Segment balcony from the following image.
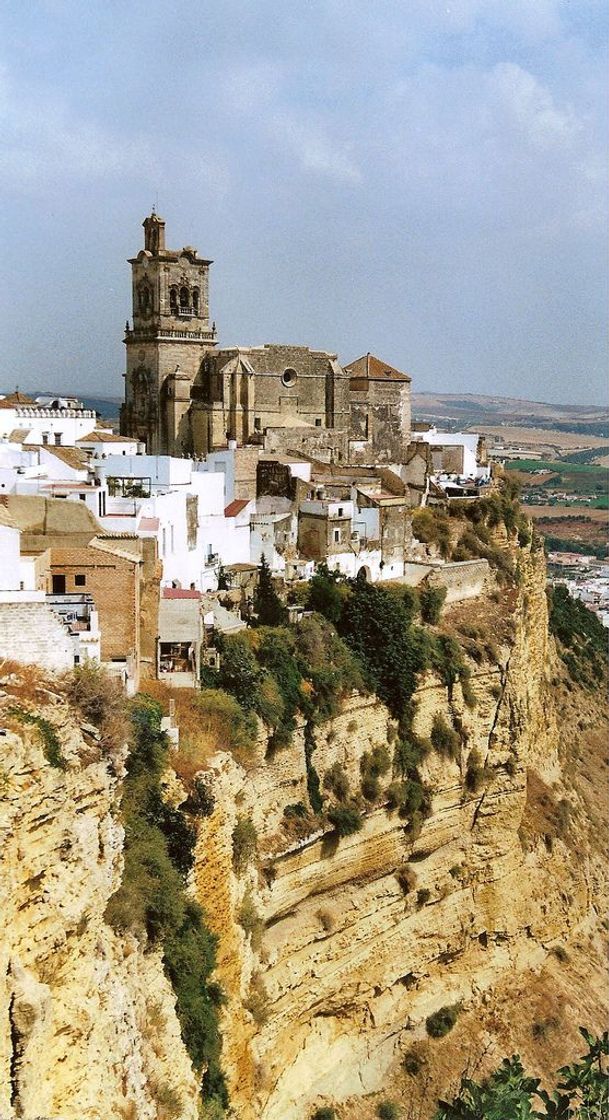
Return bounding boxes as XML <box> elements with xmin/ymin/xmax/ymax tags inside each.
<box><xmin>177</xmin><ymin>306</ymin><xmax>196</xmax><ymax>318</ymax></box>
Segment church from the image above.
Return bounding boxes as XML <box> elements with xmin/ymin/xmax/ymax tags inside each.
<box><xmin>121</xmin><ymin>213</ymin><xmax>412</xmax><ymax>464</ymax></box>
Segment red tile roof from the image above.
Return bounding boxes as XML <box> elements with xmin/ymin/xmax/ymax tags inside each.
<box><xmin>345</xmin><ymin>353</ymin><xmax>411</xmax><ymax>383</ymax></box>
<box><xmin>224</xmin><ymin>499</ymin><xmax>250</xmax><ymax>517</ymax></box>
<box><xmin>0</xmin><ymin>391</ymin><xmax>36</xmax><ymax>408</ymax></box>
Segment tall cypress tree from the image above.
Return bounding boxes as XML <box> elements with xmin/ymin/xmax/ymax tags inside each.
<box><xmin>253</xmin><ymin>555</ymin><xmax>287</xmax><ymax>627</ymax></box>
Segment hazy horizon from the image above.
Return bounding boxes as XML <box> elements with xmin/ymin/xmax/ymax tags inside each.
<box><xmin>1</xmin><ymin>1</ymin><xmax>607</xmax><ymax>407</ymax></box>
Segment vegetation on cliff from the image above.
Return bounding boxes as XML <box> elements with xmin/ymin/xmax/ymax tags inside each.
<box><xmin>433</xmin><ymin>1029</ymin><xmax>608</xmax><ymax>1119</ymax></box>
<box><xmin>548</xmin><ymin>583</ymin><xmax>607</xmax><ymax>688</ymax></box>
<box><xmin>105</xmin><ymin>693</ymin><xmax>227</xmax><ymax>1112</ymax></box>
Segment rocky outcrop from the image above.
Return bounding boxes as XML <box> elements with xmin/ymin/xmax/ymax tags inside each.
<box><xmin>191</xmin><ymin>546</ymin><xmax>607</xmax><ymax>1119</ymax></box>
<box><xmin>0</xmin><ymin>683</ymin><xmax>200</xmax><ymax>1120</ymax></box>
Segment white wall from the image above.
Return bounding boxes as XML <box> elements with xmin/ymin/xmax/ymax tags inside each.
<box><xmin>0</xmin><ymin>407</ymin><xmax>99</xmax><ymax>444</ymax></box>
<box><xmin>0</xmin><ymin>525</ymin><xmax>21</xmax><ymax>590</ymax></box>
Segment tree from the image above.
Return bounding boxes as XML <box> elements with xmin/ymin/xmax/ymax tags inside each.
<box><xmin>433</xmin><ymin>1029</ymin><xmax>608</xmax><ymax>1120</ymax></box>
<box><xmin>306</xmin><ymin>563</ymin><xmax>344</xmax><ymax>625</ymax></box>
<box><xmin>253</xmin><ymin>555</ymin><xmax>287</xmax><ymax>627</ymax></box>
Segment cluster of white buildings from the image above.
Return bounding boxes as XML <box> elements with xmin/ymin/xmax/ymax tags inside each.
<box><xmin>0</xmin><ymin>392</ymin><xmax>494</xmax><ymax>596</ymax></box>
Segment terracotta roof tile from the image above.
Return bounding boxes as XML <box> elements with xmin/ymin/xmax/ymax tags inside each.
<box><xmin>345</xmin><ymin>353</ymin><xmax>411</xmax><ymax>383</ymax></box>
<box><xmin>224</xmin><ymin>499</ymin><xmax>250</xmax><ymax>517</ymax></box>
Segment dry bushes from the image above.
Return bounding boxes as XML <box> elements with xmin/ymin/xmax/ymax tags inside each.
<box><xmin>143</xmin><ymin>681</ymin><xmax>257</xmax><ymax>785</ymax></box>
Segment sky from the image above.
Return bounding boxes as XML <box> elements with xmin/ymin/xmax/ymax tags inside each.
<box><xmin>1</xmin><ymin>0</ymin><xmax>607</xmax><ymax>406</ymax></box>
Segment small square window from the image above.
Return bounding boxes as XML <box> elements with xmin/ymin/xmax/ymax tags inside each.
<box><xmin>338</xmin><ymin>507</ymin><xmax>343</xmax><ymax>516</ymax></box>
<box><xmin>75</xmin><ymin>574</ymin><xmax>86</xmax><ymax>587</ymax></box>
<box><xmin>54</xmin><ymin>433</ymin><xmax>62</xmax><ymax>446</ymax></box>
<box><xmin>315</xmin><ymin>418</ymin><xmax>322</xmax><ymax>427</ymax></box>
<box><xmin>333</xmin><ymin>529</ymin><xmax>341</xmax><ymax>543</ymax></box>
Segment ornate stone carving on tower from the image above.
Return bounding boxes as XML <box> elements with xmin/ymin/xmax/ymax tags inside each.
<box><xmin>120</xmin><ymin>212</ymin><xmax>217</xmax><ymax>455</ymax></box>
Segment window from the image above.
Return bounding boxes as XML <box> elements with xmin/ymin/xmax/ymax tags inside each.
<box><xmin>192</xmin><ymin>287</ymin><xmax>199</xmax><ymax>312</ymax></box>
<box><xmin>42</xmin><ymin>432</ymin><xmax>49</xmax><ymax>445</ymax></box>
<box><xmin>281</xmin><ymin>367</ymin><xmax>297</xmax><ymax>387</ymax></box>
<box><xmin>169</xmin><ymin>287</ymin><xmax>178</xmax><ymax>310</ymax></box>
<box><xmin>254</xmin><ymin>417</ymin><xmax>261</xmax><ymax>431</ymax></box>
<box><xmin>54</xmin><ymin>433</ymin><xmax>62</xmax><ymax>446</ymax></box>
<box><xmin>75</xmin><ymin>574</ymin><xmax>86</xmax><ymax>587</ymax></box>
<box><xmin>79</xmin><ymin>494</ymin><xmax>86</xmax><ymax>501</ymax></box>
<box><xmin>315</xmin><ymin>418</ymin><xmax>322</xmax><ymax>427</ymax></box>
<box><xmin>338</xmin><ymin>507</ymin><xmax>343</xmax><ymax>516</ymax></box>
<box><xmin>179</xmin><ymin>286</ymin><xmax>189</xmax><ymax>308</ymax></box>
<box><xmin>333</xmin><ymin>529</ymin><xmax>341</xmax><ymax>543</ymax></box>
<box><xmin>52</xmin><ymin>574</ymin><xmax>66</xmax><ymax>594</ymax></box>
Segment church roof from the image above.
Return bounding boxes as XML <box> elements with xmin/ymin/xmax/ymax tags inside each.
<box><xmin>345</xmin><ymin>353</ymin><xmax>412</xmax><ymax>384</ymax></box>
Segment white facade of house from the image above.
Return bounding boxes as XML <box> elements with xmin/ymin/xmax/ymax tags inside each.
<box><xmin>96</xmin><ymin>454</ymin><xmax>252</xmax><ymax>591</ymax></box>
<box><xmin>413</xmin><ymin>428</ymin><xmax>490</xmax><ymax>480</ymax></box>
<box><xmin>0</xmin><ymin>404</ymin><xmax>102</xmax><ymax>445</ymax></box>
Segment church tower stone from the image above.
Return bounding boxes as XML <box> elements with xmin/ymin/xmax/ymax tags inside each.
<box><xmin>120</xmin><ymin>212</ymin><xmax>217</xmax><ymax>454</ymax></box>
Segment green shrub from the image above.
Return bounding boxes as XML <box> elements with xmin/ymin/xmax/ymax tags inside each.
<box><xmin>548</xmin><ymin>584</ymin><xmax>608</xmax><ymax>687</ymax></box>
<box><xmin>216</xmin><ymin>634</ymin><xmax>262</xmax><ymax>710</ymax></box>
<box><xmin>305</xmin><ymin>722</ymin><xmax>323</xmax><ymax>814</ymax></box>
<box><xmin>183</xmin><ymin>775</ymin><xmax>215</xmax><ymax>817</ymax></box>
<box><xmin>402</xmin><ymin>586</ymin><xmax>421</xmax><ymax>620</ymax></box>
<box><xmin>253</xmin><ymin>555</ymin><xmax>288</xmax><ymax>626</ymax></box>
<box><xmin>416</xmin><ymin>888</ymin><xmax>431</xmax><ymax>906</ymax></box>
<box><xmin>394</xmin><ymin>736</ymin><xmax>429</xmax><ymax>777</ymax></box>
<box><xmin>431</xmin><ymin>714</ymin><xmax>460</xmax><ymax>760</ymax></box>
<box><xmin>461</xmin><ymin>677</ymin><xmax>477</xmax><ymax>709</ymax></box>
<box><xmin>412</xmin><ymin>507</ymin><xmax>451</xmax><ymax>558</ymax></box>
<box><xmin>327</xmin><ymin>805</ymin><xmax>363</xmax><ymax>837</ymax></box>
<box><xmin>232</xmin><ymin>817</ymin><xmax>258</xmax><ymax>875</ymax></box>
<box><xmin>7</xmin><ymin>706</ymin><xmax>65</xmax><ymax>769</ymax></box>
<box><xmin>338</xmin><ymin>579</ymin><xmax>434</xmax><ymax>720</ymax></box>
<box><xmin>403</xmin><ymin>1046</ymin><xmax>425</xmax><ymax>1075</ymax></box>
<box><xmin>378</xmin><ymin>1101</ymin><xmax>399</xmax><ymax>1120</ymax></box>
<box><xmin>105</xmin><ymin>698</ymin><xmax>226</xmax><ymax>1107</ymax></box>
<box><xmin>420</xmin><ymin>585</ymin><xmax>447</xmax><ymax>624</ymax></box>
<box><xmin>465</xmin><ymin>748</ymin><xmax>485</xmax><ymax>793</ymax></box>
<box><xmin>323</xmin><ymin>762</ymin><xmax>350</xmax><ymax>802</ymax></box>
<box><xmin>432</xmin><ymin>1030</ymin><xmax>609</xmax><ymax>1119</ymax></box>
<box><xmin>306</xmin><ymin>563</ymin><xmax>344</xmax><ymax>625</ymax></box>
<box><xmin>238</xmin><ymin>891</ymin><xmax>264</xmax><ymax>950</ymax></box>
<box><xmin>311</xmin><ymin>1109</ymin><xmax>336</xmax><ymax>1120</ymax></box>
<box><xmin>397</xmin><ymin>866</ymin><xmax>416</xmax><ymax>894</ymax></box>
<box><xmin>244</xmin><ymin>972</ymin><xmax>270</xmax><ymax>1025</ymax></box>
<box><xmin>284</xmin><ymin>801</ymin><xmax>308</xmax><ymax>818</ymax></box>
<box><xmin>361</xmin><ymin>773</ymin><xmax>381</xmax><ymax>801</ymax></box>
<box><xmin>426</xmin><ymin>1004</ymin><xmax>460</xmax><ymax>1038</ymax></box>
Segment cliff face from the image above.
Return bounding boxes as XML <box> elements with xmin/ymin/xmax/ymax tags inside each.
<box><xmin>0</xmin><ymin>543</ymin><xmax>605</xmax><ymax>1120</ymax></box>
<box><xmin>0</xmin><ymin>679</ymin><xmax>200</xmax><ymax>1120</ymax></box>
<box><xmin>191</xmin><ymin>547</ymin><xmax>607</xmax><ymax>1119</ymax></box>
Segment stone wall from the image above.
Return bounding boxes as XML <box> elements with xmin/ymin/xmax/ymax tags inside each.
<box><xmin>0</xmin><ymin>602</ymin><xmax>74</xmax><ymax>672</ymax></box>
<box><xmin>399</xmin><ymin>558</ymin><xmax>491</xmax><ymax>601</ymax></box>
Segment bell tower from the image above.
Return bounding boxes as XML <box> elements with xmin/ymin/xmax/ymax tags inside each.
<box><xmin>120</xmin><ymin>212</ymin><xmax>217</xmax><ymax>455</ymax></box>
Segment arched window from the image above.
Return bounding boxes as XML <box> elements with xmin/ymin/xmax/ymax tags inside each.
<box><xmin>179</xmin><ymin>286</ymin><xmax>189</xmax><ymax>308</ymax></box>
<box><xmin>169</xmin><ymin>287</ymin><xmax>178</xmax><ymax>310</ymax></box>
<box><xmin>192</xmin><ymin>287</ymin><xmax>199</xmax><ymax>312</ymax></box>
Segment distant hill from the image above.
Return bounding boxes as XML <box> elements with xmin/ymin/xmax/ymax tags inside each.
<box><xmin>412</xmin><ymin>392</ymin><xmax>609</xmax><ymax>437</ymax></box>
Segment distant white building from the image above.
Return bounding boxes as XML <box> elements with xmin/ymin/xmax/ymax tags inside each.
<box><xmin>0</xmin><ymin>391</ymin><xmax>102</xmax><ymax>447</ymax></box>
<box><xmin>413</xmin><ymin>426</ymin><xmax>490</xmax><ymax>481</ymax></box>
